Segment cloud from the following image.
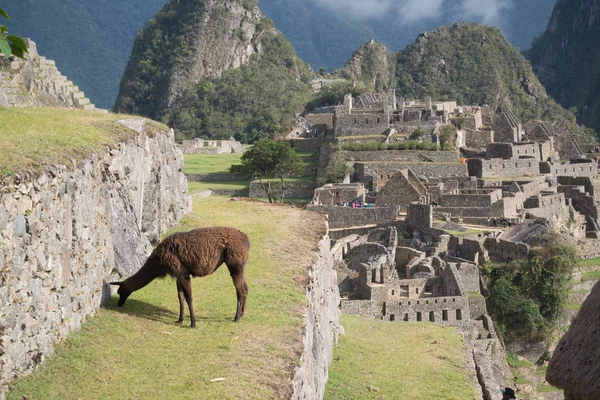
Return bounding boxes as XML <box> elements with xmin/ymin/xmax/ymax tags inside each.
<box><xmin>308</xmin><ymin>0</ymin><xmax>514</xmax><ymax>26</ymax></box>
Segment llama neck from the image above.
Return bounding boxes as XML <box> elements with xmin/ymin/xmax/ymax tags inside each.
<box><xmin>124</xmin><ymin>258</ymin><xmax>163</xmax><ymax>292</ymax></box>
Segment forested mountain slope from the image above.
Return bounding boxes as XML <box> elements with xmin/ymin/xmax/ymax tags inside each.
<box><xmin>115</xmin><ymin>0</ymin><xmax>312</xmax><ymax>143</ymax></box>
<box><xmin>528</xmin><ymin>0</ymin><xmax>600</xmax><ymax>133</ymax></box>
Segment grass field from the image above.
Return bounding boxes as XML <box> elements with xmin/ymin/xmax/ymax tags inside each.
<box><xmin>578</xmin><ymin>257</ymin><xmax>600</xmax><ymax>268</ymax></box>
<box><xmin>324</xmin><ymin>315</ymin><xmax>480</xmax><ymax>400</ymax></box>
<box><xmin>0</xmin><ymin>107</ymin><xmax>157</xmax><ymax>175</ymax></box>
<box><xmin>582</xmin><ymin>271</ymin><xmax>600</xmax><ymax>281</ymax></box>
<box><xmin>183</xmin><ymin>153</ymin><xmax>244</xmax><ymax>175</ymax></box>
<box><xmin>8</xmin><ymin>197</ymin><xmax>326</xmax><ymax>400</ymax></box>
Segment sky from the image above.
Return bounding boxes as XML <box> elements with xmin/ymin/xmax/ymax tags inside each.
<box><xmin>309</xmin><ymin>0</ymin><xmax>514</xmax><ymax>26</ymax></box>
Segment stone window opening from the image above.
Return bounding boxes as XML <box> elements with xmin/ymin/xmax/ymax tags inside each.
<box><xmin>442</xmin><ymin>310</ymin><xmax>448</xmax><ymax>321</ymax></box>
<box><xmin>429</xmin><ymin>311</ymin><xmax>435</xmax><ymax>322</ymax></box>
<box><xmin>452</xmin><ymin>298</ymin><xmax>456</xmax><ymax>302</ymax></box>
<box><xmin>366</xmin><ymin>118</ymin><xmax>369</xmax><ymax>124</ymax></box>
<box><xmin>502</xmin><ymin>164</ymin><xmax>506</xmax><ymax>168</ymax></box>
<box><xmin>416</xmin><ymin>312</ymin><xmax>422</xmax><ymax>321</ymax></box>
<box><xmin>426</xmin><ymin>300</ymin><xmax>429</xmax><ymax>304</ymax></box>
<box><xmin>401</xmin><ymin>285</ymin><xmax>409</xmax><ymax>297</ymax></box>
<box><xmin>382</xmin><ymin>302</ymin><xmax>386</xmax><ymax>316</ymax></box>
<box><xmin>417</xmin><ymin>301</ymin><xmax>420</xmax><ymax>305</ymax></box>
<box><xmin>408</xmin><ymin>301</ymin><xmax>411</xmax><ymax>305</ymax></box>
<box><xmin>353</xmin><ymin>118</ymin><xmax>357</xmax><ymax>124</ymax></box>
<box><xmin>390</xmin><ymin>314</ymin><xmax>395</xmax><ymax>321</ymax></box>
<box><xmin>456</xmin><ymin>309</ymin><xmax>462</xmax><ymax>320</ymax></box>
<box><xmin>404</xmin><ymin>313</ymin><xmax>409</xmax><ymax>321</ymax></box>
<box><xmin>444</xmin><ymin>299</ymin><xmax>447</xmax><ymax>303</ymax></box>
<box><xmin>377</xmin><ymin>117</ymin><xmax>381</xmax><ymax>123</ymax></box>
<box><xmin>416</xmin><ymin>288</ymin><xmax>419</xmax><ymax>294</ymax></box>
<box><xmin>391</xmin><ymin>289</ymin><xmax>395</xmax><ymax>296</ymax></box>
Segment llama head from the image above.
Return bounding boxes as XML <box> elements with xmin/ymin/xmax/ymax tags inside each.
<box><xmin>109</xmin><ymin>281</ymin><xmax>132</xmax><ymax>306</ymax></box>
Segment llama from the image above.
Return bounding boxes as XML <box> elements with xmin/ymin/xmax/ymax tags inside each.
<box><xmin>110</xmin><ymin>227</ymin><xmax>250</xmax><ymax>327</ymax></box>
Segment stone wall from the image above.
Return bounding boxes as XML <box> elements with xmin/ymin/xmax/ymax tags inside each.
<box><xmin>185</xmin><ymin>173</ymin><xmax>247</xmax><ymax>182</ymax></box>
<box><xmin>0</xmin><ymin>120</ymin><xmax>191</xmax><ymax>393</ymax></box>
<box><xmin>306</xmin><ymin>205</ymin><xmax>398</xmax><ymax>229</ymax></box>
<box><xmin>344</xmin><ymin>150</ymin><xmax>459</xmax><ymax>163</ymax></box>
<box><xmin>464</xmin><ymin>129</ymin><xmax>493</xmax><ymax>148</ymax></box>
<box><xmin>291</xmin><ymin>228</ymin><xmax>341</xmax><ymax>400</ymax></box>
<box><xmin>249</xmin><ymin>180</ymin><xmax>315</xmax><ymax>199</ymax></box>
<box><xmin>484</xmin><ymin>238</ymin><xmax>529</xmax><ymax>261</ymax></box>
<box><xmin>179</xmin><ymin>138</ymin><xmax>244</xmax><ymax>155</ymax></box>
<box><xmin>355</xmin><ymin>162</ymin><xmax>468</xmax><ymax>184</ymax></box>
<box><xmin>467</xmin><ymin>158</ymin><xmax>540</xmax><ymax>179</ymax></box>
<box><xmin>552</xmin><ymin>162</ymin><xmax>597</xmax><ymax>177</ymax></box>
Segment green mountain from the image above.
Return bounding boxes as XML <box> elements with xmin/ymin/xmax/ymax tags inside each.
<box><xmin>115</xmin><ymin>0</ymin><xmax>312</xmax><ymax>143</ymax></box>
<box><xmin>4</xmin><ymin>0</ymin><xmax>556</xmax><ymax>109</ymax></box>
<box><xmin>393</xmin><ymin>23</ymin><xmax>570</xmax><ymax>123</ymax></box>
<box><xmin>528</xmin><ymin>0</ymin><xmax>600</xmax><ymax>133</ymax></box>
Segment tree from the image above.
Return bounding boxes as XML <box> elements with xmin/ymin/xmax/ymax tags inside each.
<box><xmin>233</xmin><ymin>139</ymin><xmax>303</xmax><ymax>203</ymax></box>
<box><xmin>0</xmin><ymin>8</ymin><xmax>28</xmax><ymax>59</ymax></box>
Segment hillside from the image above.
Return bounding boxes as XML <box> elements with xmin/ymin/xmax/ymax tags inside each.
<box><xmin>395</xmin><ymin>23</ymin><xmax>571</xmax><ymax>124</ymax></box>
<box><xmin>114</xmin><ymin>0</ymin><xmax>312</xmax><ymax>143</ymax></box>
<box><xmin>528</xmin><ymin>0</ymin><xmax>600</xmax><ymax>133</ymax></box>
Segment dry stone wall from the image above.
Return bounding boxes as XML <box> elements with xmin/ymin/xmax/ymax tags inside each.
<box><xmin>291</xmin><ymin>227</ymin><xmax>341</xmax><ymax>400</ymax></box>
<box><xmin>0</xmin><ymin>120</ymin><xmax>191</xmax><ymax>394</ymax></box>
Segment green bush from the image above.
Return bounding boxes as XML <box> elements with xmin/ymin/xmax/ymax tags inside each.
<box><xmin>486</xmin><ymin>243</ymin><xmax>579</xmax><ymax>342</ymax></box>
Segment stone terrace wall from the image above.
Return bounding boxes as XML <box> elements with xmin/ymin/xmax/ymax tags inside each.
<box><xmin>344</xmin><ymin>151</ymin><xmax>459</xmax><ymax>163</ymax></box>
<box><xmin>306</xmin><ymin>205</ymin><xmax>398</xmax><ymax>229</ymax></box>
<box><xmin>464</xmin><ymin>129</ymin><xmax>493</xmax><ymax>148</ymax></box>
<box><xmin>467</xmin><ymin>158</ymin><xmax>540</xmax><ymax>178</ymax></box>
<box><xmin>291</xmin><ymin>227</ymin><xmax>341</xmax><ymax>400</ymax></box>
<box><xmin>249</xmin><ymin>181</ymin><xmax>315</xmax><ymax>199</ymax></box>
<box><xmin>0</xmin><ymin>120</ymin><xmax>191</xmax><ymax>394</ymax></box>
<box><xmin>356</xmin><ymin>162</ymin><xmax>468</xmax><ymax>182</ymax></box>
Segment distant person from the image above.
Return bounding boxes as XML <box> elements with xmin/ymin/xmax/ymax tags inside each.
<box><xmin>501</xmin><ymin>387</ymin><xmax>516</xmax><ymax>399</ymax></box>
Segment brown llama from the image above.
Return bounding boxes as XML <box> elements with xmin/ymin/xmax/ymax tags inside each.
<box><xmin>110</xmin><ymin>227</ymin><xmax>250</xmax><ymax>327</ymax></box>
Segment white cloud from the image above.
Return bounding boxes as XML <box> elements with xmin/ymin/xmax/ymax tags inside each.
<box><xmin>308</xmin><ymin>0</ymin><xmax>514</xmax><ymax>26</ymax></box>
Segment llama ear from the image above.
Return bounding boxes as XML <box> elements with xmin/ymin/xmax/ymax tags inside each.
<box><xmin>109</xmin><ymin>281</ymin><xmax>122</xmax><ymax>286</ymax></box>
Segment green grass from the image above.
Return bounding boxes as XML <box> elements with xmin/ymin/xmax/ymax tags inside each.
<box><xmin>536</xmin><ymin>366</ymin><xmax>548</xmax><ymax>378</ymax></box>
<box><xmin>8</xmin><ymin>197</ymin><xmax>327</xmax><ymax>400</ymax></box>
<box><xmin>536</xmin><ymin>384</ymin><xmax>561</xmax><ymax>393</ymax></box>
<box><xmin>565</xmin><ymin>303</ymin><xmax>582</xmax><ymax>311</ymax></box>
<box><xmin>0</xmin><ymin>107</ymin><xmax>152</xmax><ymax>175</ymax></box>
<box><xmin>515</xmin><ymin>375</ymin><xmax>530</xmax><ymax>384</ymax></box>
<box><xmin>582</xmin><ymin>271</ymin><xmax>600</xmax><ymax>281</ymax></box>
<box><xmin>183</xmin><ymin>153</ymin><xmax>244</xmax><ymax>175</ymax></box>
<box><xmin>568</xmin><ymin>289</ymin><xmax>589</xmax><ymax>295</ymax></box>
<box><xmin>507</xmin><ymin>352</ymin><xmax>534</xmax><ymax>368</ymax></box>
<box><xmin>578</xmin><ymin>257</ymin><xmax>600</xmax><ymax>267</ymax></box>
<box><xmin>324</xmin><ymin>315</ymin><xmax>480</xmax><ymax>400</ymax></box>
<box><xmin>188</xmin><ymin>181</ymin><xmax>248</xmax><ymax>194</ymax></box>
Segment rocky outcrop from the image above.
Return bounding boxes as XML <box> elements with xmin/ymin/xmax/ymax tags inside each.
<box><xmin>291</xmin><ymin>226</ymin><xmax>342</xmax><ymax>400</ymax></box>
<box><xmin>547</xmin><ymin>280</ymin><xmax>600</xmax><ymax>399</ymax></box>
<box><xmin>335</xmin><ymin>40</ymin><xmax>397</xmax><ymax>92</ymax></box>
<box><xmin>0</xmin><ymin>39</ymin><xmax>98</xmax><ymax>111</ymax></box>
<box><xmin>0</xmin><ymin>120</ymin><xmax>191</xmax><ymax>394</ymax></box>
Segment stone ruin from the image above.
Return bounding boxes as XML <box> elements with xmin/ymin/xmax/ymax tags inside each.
<box><xmin>0</xmin><ymin>39</ymin><xmax>99</xmax><ymax>111</ymax></box>
<box><xmin>179</xmin><ymin>137</ymin><xmax>245</xmax><ymax>155</ymax></box>
<box><xmin>329</xmin><ymin>208</ymin><xmax>512</xmax><ymax>396</ymax></box>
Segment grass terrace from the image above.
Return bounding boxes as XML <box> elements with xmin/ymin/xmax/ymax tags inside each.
<box><xmin>0</xmin><ymin>107</ymin><xmax>162</xmax><ymax>176</ymax></box>
<box><xmin>183</xmin><ymin>153</ymin><xmax>244</xmax><ymax>175</ymax></box>
<box><xmin>324</xmin><ymin>315</ymin><xmax>480</xmax><ymax>399</ymax></box>
<box><xmin>578</xmin><ymin>256</ymin><xmax>600</xmax><ymax>268</ymax></box>
<box><xmin>8</xmin><ymin>196</ymin><xmax>326</xmax><ymax>399</ymax></box>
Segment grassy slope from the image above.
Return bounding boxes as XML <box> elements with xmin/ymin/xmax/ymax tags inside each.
<box><xmin>8</xmin><ymin>197</ymin><xmax>326</xmax><ymax>399</ymax></box>
<box><xmin>183</xmin><ymin>153</ymin><xmax>245</xmax><ymax>175</ymax></box>
<box><xmin>325</xmin><ymin>315</ymin><xmax>480</xmax><ymax>400</ymax></box>
<box><xmin>0</xmin><ymin>107</ymin><xmax>161</xmax><ymax>176</ymax></box>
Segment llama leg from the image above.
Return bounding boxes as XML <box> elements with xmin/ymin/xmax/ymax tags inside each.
<box><xmin>176</xmin><ymin>280</ymin><xmax>185</xmax><ymax>324</ymax></box>
<box><xmin>181</xmin><ymin>276</ymin><xmax>196</xmax><ymax>328</ymax></box>
<box><xmin>231</xmin><ymin>271</ymin><xmax>248</xmax><ymax>322</ymax></box>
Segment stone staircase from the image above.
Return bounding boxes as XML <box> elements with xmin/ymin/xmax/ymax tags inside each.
<box><xmin>0</xmin><ymin>39</ymin><xmax>105</xmax><ymax>112</ymax></box>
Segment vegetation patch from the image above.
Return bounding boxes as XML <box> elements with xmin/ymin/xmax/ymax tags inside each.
<box><xmin>581</xmin><ymin>271</ymin><xmax>600</xmax><ymax>281</ymax></box>
<box><xmin>486</xmin><ymin>243</ymin><xmax>578</xmax><ymax>342</ymax></box>
<box><xmin>507</xmin><ymin>352</ymin><xmax>534</xmax><ymax>368</ymax></box>
<box><xmin>324</xmin><ymin>315</ymin><xmax>480</xmax><ymax>399</ymax></box>
<box><xmin>188</xmin><ymin>181</ymin><xmax>248</xmax><ymax>194</ymax></box>
<box><xmin>0</xmin><ymin>107</ymin><xmax>146</xmax><ymax>176</ymax></box>
<box><xmin>8</xmin><ymin>196</ymin><xmax>325</xmax><ymax>399</ymax></box>
<box><xmin>536</xmin><ymin>384</ymin><xmax>561</xmax><ymax>393</ymax></box>
<box><xmin>578</xmin><ymin>257</ymin><xmax>600</xmax><ymax>267</ymax></box>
